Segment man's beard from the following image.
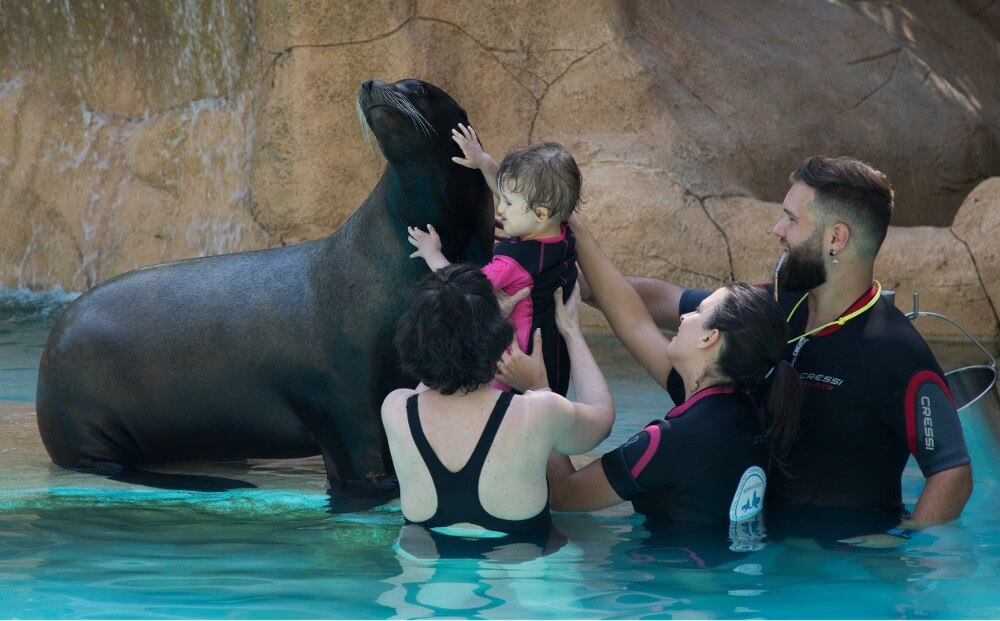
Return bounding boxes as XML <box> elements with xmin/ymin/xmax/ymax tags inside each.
<box><xmin>777</xmin><ymin>228</ymin><xmax>828</xmax><ymax>294</ymax></box>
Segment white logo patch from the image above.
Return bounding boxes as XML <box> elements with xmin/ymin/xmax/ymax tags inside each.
<box><xmin>729</xmin><ymin>466</ymin><xmax>766</xmax><ymax>522</ymax></box>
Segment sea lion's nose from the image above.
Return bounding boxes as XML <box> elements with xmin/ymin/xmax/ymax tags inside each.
<box><xmin>363</xmin><ymin>80</ymin><xmax>388</xmax><ymax>96</ymax></box>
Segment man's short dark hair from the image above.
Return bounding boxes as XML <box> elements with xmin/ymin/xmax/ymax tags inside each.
<box><xmin>395</xmin><ymin>264</ymin><xmax>514</xmax><ymax>395</ymax></box>
<box><xmin>790</xmin><ymin>156</ymin><xmax>894</xmax><ymax>259</ymax></box>
<box><xmin>496</xmin><ymin>142</ymin><xmax>581</xmax><ymax>222</ymax></box>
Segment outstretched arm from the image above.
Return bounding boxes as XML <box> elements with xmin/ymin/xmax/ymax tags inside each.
<box><xmin>627</xmin><ymin>276</ymin><xmax>687</xmax><ymax>331</ymax></box>
<box><xmin>911</xmin><ymin>465</ymin><xmax>973</xmax><ymax>526</ymax></box>
<box><xmin>546</xmin><ymin>453</ymin><xmax>621</xmax><ymax>512</ymax></box>
<box><xmin>505</xmin><ymin>286</ymin><xmax>618</xmax><ymax>512</ymax></box>
<box><xmin>548</xmin><ymin>285</ymin><xmax>615</xmax><ymax>455</ymax></box>
<box><xmin>578</xmin><ymin>267</ymin><xmax>687</xmax><ymax>331</ymax></box>
<box><xmin>570</xmin><ymin>214</ymin><xmax>674</xmax><ymax>389</ymax></box>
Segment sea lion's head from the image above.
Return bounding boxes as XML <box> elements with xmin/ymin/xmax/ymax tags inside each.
<box><xmin>357</xmin><ymin>79</ymin><xmax>470</xmax><ymax>164</ymax></box>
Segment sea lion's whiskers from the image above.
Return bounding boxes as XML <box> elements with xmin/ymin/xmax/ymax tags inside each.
<box><xmin>385</xmin><ymin>90</ymin><xmax>435</xmax><ymax>138</ymax></box>
<box><xmin>357</xmin><ymin>85</ymin><xmax>437</xmax><ymax>156</ymax></box>
<box><xmin>356</xmin><ymin>96</ymin><xmax>376</xmax><ymax>156</ymax></box>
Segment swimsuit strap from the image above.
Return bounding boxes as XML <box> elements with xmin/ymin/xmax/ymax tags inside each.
<box><xmin>405</xmin><ymin>391</ymin><xmax>515</xmax><ymax>479</ymax></box>
<box><xmin>406</xmin><ymin>395</ymin><xmax>450</xmax><ymax>481</ymax></box>
<box><xmin>405</xmin><ymin>391</ymin><xmax>550</xmax><ymax>532</ymax></box>
<box><xmin>462</xmin><ymin>391</ymin><xmax>515</xmax><ymax>477</ymax></box>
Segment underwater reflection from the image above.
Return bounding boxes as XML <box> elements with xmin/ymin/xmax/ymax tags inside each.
<box><xmin>377</xmin><ymin>514</ymin><xmax>771</xmax><ymax>618</ymax></box>
<box><xmin>377</xmin><ymin>523</ymin><xmax>576</xmax><ymax>618</ymax></box>
<box><xmin>624</xmin><ymin>514</ymin><xmax>767</xmax><ymax>571</ymax></box>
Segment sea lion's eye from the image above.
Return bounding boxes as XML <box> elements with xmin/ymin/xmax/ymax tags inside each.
<box><xmin>411</xmin><ymin>85</ymin><xmax>427</xmax><ymax>97</ymax></box>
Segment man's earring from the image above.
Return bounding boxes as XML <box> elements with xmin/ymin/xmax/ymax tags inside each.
<box><xmin>829</xmin><ymin>249</ymin><xmax>839</xmax><ymax>264</ymax></box>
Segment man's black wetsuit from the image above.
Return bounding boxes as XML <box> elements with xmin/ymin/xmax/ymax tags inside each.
<box><xmin>601</xmin><ymin>385</ymin><xmax>769</xmax><ymax>524</ymax></box>
<box><xmin>677</xmin><ymin>284</ymin><xmax>971</xmax><ymax>517</ymax></box>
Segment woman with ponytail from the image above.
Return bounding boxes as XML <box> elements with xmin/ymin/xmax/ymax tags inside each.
<box><xmin>498</xmin><ymin>215</ymin><xmax>802</xmax><ymax>524</ymax></box>
<box><xmin>700</xmin><ymin>282</ymin><xmax>802</xmax><ymax>470</ymax></box>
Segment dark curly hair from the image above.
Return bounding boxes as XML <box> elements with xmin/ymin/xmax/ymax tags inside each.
<box><xmin>395</xmin><ymin>264</ymin><xmax>515</xmax><ymax>395</ymax></box>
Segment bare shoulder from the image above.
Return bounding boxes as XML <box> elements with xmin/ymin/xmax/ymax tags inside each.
<box><xmin>515</xmin><ymin>390</ymin><xmax>574</xmax><ymax>420</ymax></box>
<box><xmin>381</xmin><ymin>388</ymin><xmax>417</xmax><ymax>425</ymax></box>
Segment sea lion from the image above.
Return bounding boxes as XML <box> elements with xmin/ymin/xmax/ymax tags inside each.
<box><xmin>35</xmin><ymin>78</ymin><xmax>494</xmax><ymax>489</ymax></box>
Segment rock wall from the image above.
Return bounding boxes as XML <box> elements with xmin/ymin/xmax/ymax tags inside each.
<box><xmin>1</xmin><ymin>0</ymin><xmax>998</xmax><ymax>342</ymax></box>
<box><xmin>0</xmin><ymin>1</ymin><xmax>267</xmax><ymax>289</ymax></box>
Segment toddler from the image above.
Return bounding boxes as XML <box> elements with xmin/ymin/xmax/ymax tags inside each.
<box><xmin>408</xmin><ymin>124</ymin><xmax>580</xmax><ymax>395</ymax></box>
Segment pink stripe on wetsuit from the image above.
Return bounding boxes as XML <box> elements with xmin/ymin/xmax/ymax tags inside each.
<box><xmin>629</xmin><ymin>386</ymin><xmax>737</xmax><ymax>478</ymax></box>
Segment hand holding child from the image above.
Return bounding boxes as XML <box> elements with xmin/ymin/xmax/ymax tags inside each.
<box><xmin>554</xmin><ymin>284</ymin><xmax>582</xmax><ymax>340</ymax></box>
<box><xmin>496</xmin><ymin>286</ymin><xmax>531</xmax><ymax>317</ymax></box>
<box><xmin>496</xmin><ymin>329</ymin><xmax>549</xmax><ymax>392</ymax></box>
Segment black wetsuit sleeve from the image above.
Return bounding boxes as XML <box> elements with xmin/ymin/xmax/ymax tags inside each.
<box><xmin>679</xmin><ymin>289</ymin><xmax>711</xmax><ymax>315</ymax></box>
<box><xmin>885</xmin><ymin>369</ymin><xmax>971</xmax><ymax>477</ymax></box>
<box><xmin>601</xmin><ymin>421</ymin><xmax>678</xmax><ymax>500</ymax></box>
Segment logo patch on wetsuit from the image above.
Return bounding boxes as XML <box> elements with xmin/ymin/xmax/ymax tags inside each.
<box><xmin>799</xmin><ymin>371</ymin><xmax>844</xmax><ymax>391</ymax></box>
<box><xmin>729</xmin><ymin>466</ymin><xmax>766</xmax><ymax>522</ymax></box>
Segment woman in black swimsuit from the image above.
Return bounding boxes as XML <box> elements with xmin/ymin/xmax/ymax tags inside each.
<box><xmin>381</xmin><ymin>264</ymin><xmax>614</xmax><ymax>534</ymax></box>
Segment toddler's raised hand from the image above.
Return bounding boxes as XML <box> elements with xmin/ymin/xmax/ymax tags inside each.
<box><xmin>451</xmin><ymin>124</ymin><xmax>490</xmax><ymax>170</ymax></box>
<box><xmin>407</xmin><ymin>225</ymin><xmax>447</xmax><ymax>270</ymax></box>
<box><xmin>408</xmin><ymin>224</ymin><xmax>441</xmax><ymax>257</ymax></box>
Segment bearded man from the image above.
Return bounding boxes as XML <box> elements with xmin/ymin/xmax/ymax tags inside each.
<box><xmin>622</xmin><ymin>156</ymin><xmax>972</xmax><ymax>545</ymax></box>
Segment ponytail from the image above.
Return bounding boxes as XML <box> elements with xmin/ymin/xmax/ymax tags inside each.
<box><xmin>764</xmin><ymin>360</ymin><xmax>801</xmax><ymax>461</ymax></box>
<box><xmin>705</xmin><ymin>283</ymin><xmax>803</xmax><ymax>469</ymax></box>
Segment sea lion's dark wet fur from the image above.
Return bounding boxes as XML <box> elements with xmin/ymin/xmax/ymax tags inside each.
<box><xmin>35</xmin><ymin>79</ymin><xmax>493</xmax><ymax>490</ymax></box>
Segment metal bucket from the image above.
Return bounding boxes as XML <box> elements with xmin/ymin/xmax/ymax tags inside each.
<box><xmin>908</xmin><ymin>294</ymin><xmax>1000</xmax><ymax>478</ymax></box>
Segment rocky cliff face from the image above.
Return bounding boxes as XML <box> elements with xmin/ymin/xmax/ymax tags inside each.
<box><xmin>1</xmin><ymin>0</ymin><xmax>998</xmax><ymax>341</ymax></box>
<box><xmin>0</xmin><ymin>1</ymin><xmax>269</xmax><ymax>291</ymax></box>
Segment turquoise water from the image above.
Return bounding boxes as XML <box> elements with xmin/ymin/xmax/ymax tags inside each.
<box><xmin>0</xmin><ymin>288</ymin><xmax>77</xmax><ymax>403</ymax></box>
<box><xmin>1</xmin><ymin>289</ymin><xmax>999</xmax><ymax>619</ymax></box>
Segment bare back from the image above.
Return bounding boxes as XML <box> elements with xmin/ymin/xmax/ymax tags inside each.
<box><xmin>382</xmin><ymin>387</ymin><xmax>560</xmax><ymax>529</ymax></box>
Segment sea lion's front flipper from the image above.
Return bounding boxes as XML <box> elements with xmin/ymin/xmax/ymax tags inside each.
<box><xmin>107</xmin><ymin>467</ymin><xmax>257</xmax><ymax>492</ymax></box>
